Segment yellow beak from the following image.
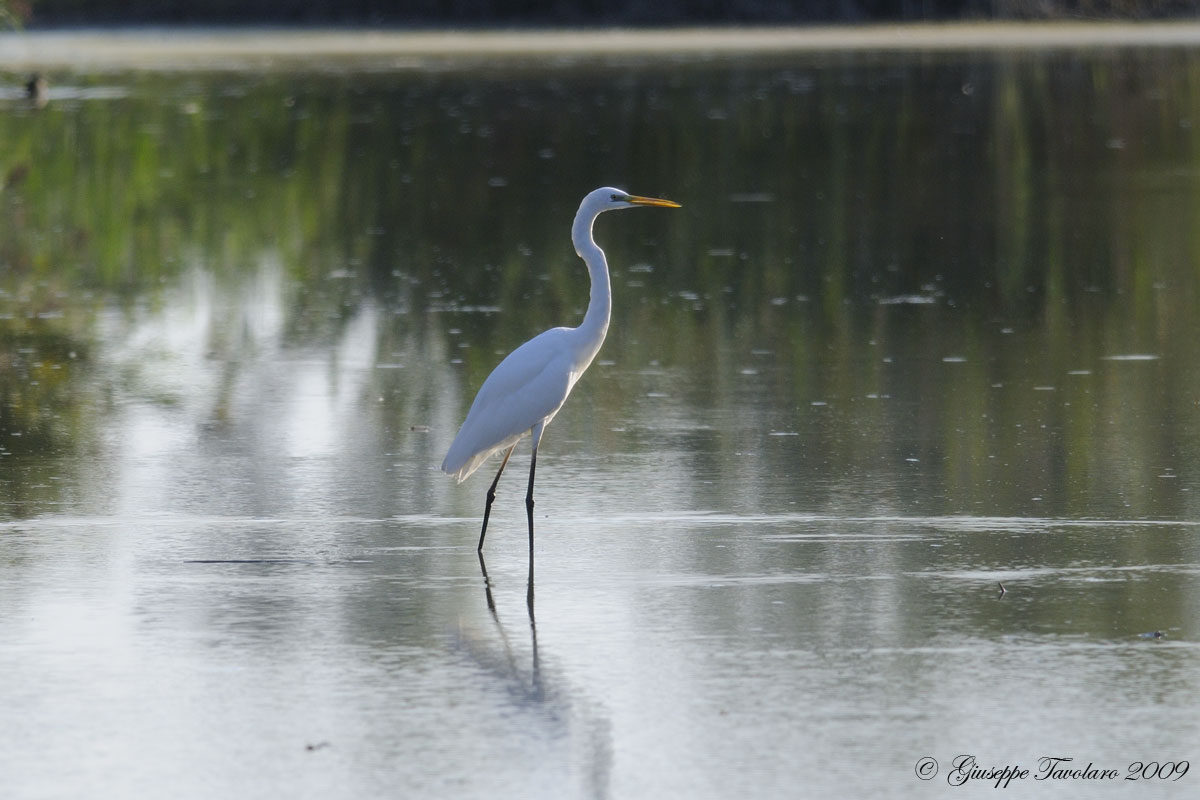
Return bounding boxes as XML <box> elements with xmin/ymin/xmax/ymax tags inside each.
<box><xmin>626</xmin><ymin>194</ymin><xmax>682</xmax><ymax>209</ymax></box>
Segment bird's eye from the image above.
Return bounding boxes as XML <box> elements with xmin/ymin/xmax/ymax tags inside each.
<box><xmin>610</xmin><ymin>194</ymin><xmax>622</xmax><ymax>202</ymax></box>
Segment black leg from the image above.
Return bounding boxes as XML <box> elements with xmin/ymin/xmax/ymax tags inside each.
<box><xmin>477</xmin><ymin>550</ymin><xmax>496</xmax><ymax>612</ymax></box>
<box><xmin>478</xmin><ymin>445</ymin><xmax>515</xmax><ymax>552</ymax></box>
<box><xmin>525</xmin><ymin>444</ymin><xmax>538</xmax><ymax>561</ymax></box>
<box><xmin>527</xmin><ymin>572</ymin><xmax>538</xmax><ymax>676</ymax></box>
<box><xmin>526</xmin><ymin>555</ymin><xmax>535</xmax><ymax>613</ymax></box>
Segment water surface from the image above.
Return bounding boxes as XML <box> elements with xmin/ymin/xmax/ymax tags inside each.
<box><xmin>2</xmin><ymin>35</ymin><xmax>1200</xmax><ymax>798</ymax></box>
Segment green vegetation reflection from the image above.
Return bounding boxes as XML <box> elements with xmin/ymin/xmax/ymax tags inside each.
<box><xmin>1</xmin><ymin>52</ymin><xmax>1199</xmax><ymax>520</ymax></box>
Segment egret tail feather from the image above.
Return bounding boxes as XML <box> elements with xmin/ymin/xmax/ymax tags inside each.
<box><xmin>441</xmin><ymin>432</ymin><xmax>526</xmax><ymax>483</ymax></box>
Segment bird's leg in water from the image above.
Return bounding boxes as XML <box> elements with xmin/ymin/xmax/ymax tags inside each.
<box><xmin>477</xmin><ymin>550</ymin><xmax>496</xmax><ymax>612</ymax></box>
<box><xmin>525</xmin><ymin>452</ymin><xmax>539</xmax><ymax>612</ymax></box>
<box><xmin>526</xmin><ymin>424</ymin><xmax>543</xmax><ymax>564</ymax></box>
<box><xmin>526</xmin><ymin>553</ymin><xmax>535</xmax><ymax>613</ymax></box>
<box><xmin>478</xmin><ymin>445</ymin><xmax>515</xmax><ymax>552</ymax></box>
<box><xmin>525</xmin><ymin>447</ymin><xmax>538</xmax><ymax>556</ymax></box>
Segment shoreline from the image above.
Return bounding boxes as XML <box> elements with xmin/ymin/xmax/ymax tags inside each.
<box><xmin>5</xmin><ymin>22</ymin><xmax>1200</xmax><ymax>70</ymax></box>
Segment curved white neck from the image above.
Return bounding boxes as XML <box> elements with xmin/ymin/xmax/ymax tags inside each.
<box><xmin>572</xmin><ymin>208</ymin><xmax>612</xmax><ymax>366</ymax></box>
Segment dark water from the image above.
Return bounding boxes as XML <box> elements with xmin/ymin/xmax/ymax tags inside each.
<box><xmin>1</xmin><ymin>43</ymin><xmax>1199</xmax><ymax>798</ymax></box>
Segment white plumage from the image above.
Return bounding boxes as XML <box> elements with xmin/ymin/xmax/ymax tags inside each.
<box><xmin>441</xmin><ymin>186</ymin><xmax>680</xmax><ymax>555</ymax></box>
<box><xmin>442</xmin><ymin>327</ymin><xmax>578</xmax><ymax>483</ymax></box>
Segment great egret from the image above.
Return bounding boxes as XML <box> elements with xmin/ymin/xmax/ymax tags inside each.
<box><xmin>442</xmin><ymin>186</ymin><xmax>681</xmax><ymax>559</ymax></box>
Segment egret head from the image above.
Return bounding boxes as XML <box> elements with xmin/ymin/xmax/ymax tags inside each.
<box><xmin>572</xmin><ymin>186</ymin><xmax>681</xmax><ymax>256</ymax></box>
<box><xmin>587</xmin><ymin>186</ymin><xmax>682</xmax><ymax>213</ymax></box>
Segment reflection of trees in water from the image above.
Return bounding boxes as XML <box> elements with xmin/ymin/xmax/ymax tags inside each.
<box><xmin>2</xmin><ymin>56</ymin><xmax>1200</xmax><ymax>520</ymax></box>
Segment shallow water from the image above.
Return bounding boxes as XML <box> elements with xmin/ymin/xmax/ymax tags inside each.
<box><xmin>2</xmin><ymin>36</ymin><xmax>1200</xmax><ymax>798</ymax></box>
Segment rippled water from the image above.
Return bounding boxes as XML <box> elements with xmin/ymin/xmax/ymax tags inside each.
<box><xmin>2</xmin><ymin>34</ymin><xmax>1200</xmax><ymax>799</ymax></box>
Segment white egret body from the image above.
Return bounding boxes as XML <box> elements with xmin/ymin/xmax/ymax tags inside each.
<box><xmin>442</xmin><ymin>187</ymin><xmax>680</xmax><ymax>557</ymax></box>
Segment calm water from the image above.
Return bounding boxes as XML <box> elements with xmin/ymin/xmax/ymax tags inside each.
<box><xmin>2</xmin><ymin>37</ymin><xmax>1200</xmax><ymax>798</ymax></box>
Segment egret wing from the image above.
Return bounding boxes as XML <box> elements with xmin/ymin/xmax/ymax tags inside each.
<box><xmin>441</xmin><ymin>329</ymin><xmax>577</xmax><ymax>482</ymax></box>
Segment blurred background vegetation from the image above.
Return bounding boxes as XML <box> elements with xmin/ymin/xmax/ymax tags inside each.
<box><xmin>3</xmin><ymin>50</ymin><xmax>1200</xmax><ymax>519</ymax></box>
<box><xmin>6</xmin><ymin>0</ymin><xmax>1200</xmax><ymax>26</ymax></box>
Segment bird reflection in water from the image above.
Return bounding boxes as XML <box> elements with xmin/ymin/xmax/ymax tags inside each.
<box><xmin>479</xmin><ymin>549</ymin><xmax>535</xmax><ymax>617</ymax></box>
<box><xmin>459</xmin><ymin>553</ymin><xmax>612</xmax><ymax>798</ymax></box>
<box><xmin>478</xmin><ymin>551</ymin><xmax>540</xmax><ymax>696</ymax></box>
